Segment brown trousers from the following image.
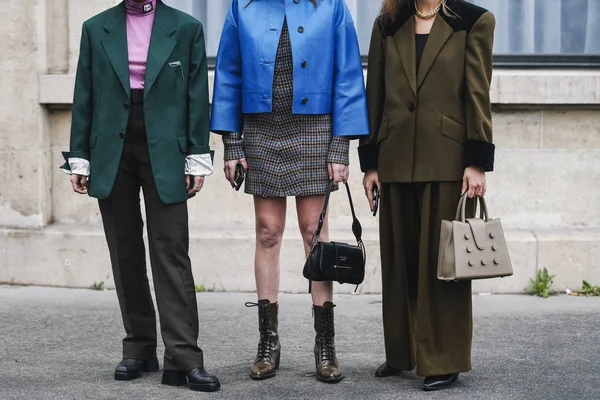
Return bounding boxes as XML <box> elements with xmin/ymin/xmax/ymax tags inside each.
<box><xmin>379</xmin><ymin>182</ymin><xmax>474</xmax><ymax>376</ymax></box>
<box><xmin>98</xmin><ymin>96</ymin><xmax>203</xmax><ymax>371</ymax></box>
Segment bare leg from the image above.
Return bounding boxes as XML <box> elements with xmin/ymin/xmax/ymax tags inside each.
<box><xmin>296</xmin><ymin>195</ymin><xmax>333</xmax><ymax>306</ymax></box>
<box><xmin>254</xmin><ymin>196</ymin><xmax>287</xmax><ymax>302</ymax></box>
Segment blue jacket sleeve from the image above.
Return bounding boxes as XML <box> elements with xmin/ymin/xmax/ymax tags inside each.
<box><xmin>331</xmin><ymin>3</ymin><xmax>369</xmax><ymax>138</ymax></box>
<box><xmin>210</xmin><ymin>0</ymin><xmax>243</xmax><ymax>134</ymax></box>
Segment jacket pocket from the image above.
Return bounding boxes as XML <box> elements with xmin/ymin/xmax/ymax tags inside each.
<box><xmin>89</xmin><ymin>131</ymin><xmax>98</xmax><ymax>149</ymax></box>
<box><xmin>178</xmin><ymin>136</ymin><xmax>188</xmax><ymax>154</ymax></box>
<box><xmin>377</xmin><ymin>120</ymin><xmax>389</xmax><ymax>144</ymax></box>
<box><xmin>441</xmin><ymin>115</ymin><xmax>466</xmax><ymax>144</ymax></box>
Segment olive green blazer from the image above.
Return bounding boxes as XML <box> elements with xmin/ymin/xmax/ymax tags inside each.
<box><xmin>358</xmin><ymin>0</ymin><xmax>496</xmax><ymax>182</ymax></box>
<box><xmin>61</xmin><ymin>0</ymin><xmax>212</xmax><ymax>204</ymax></box>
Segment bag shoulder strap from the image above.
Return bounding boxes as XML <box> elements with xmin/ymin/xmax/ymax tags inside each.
<box><xmin>312</xmin><ymin>181</ymin><xmax>363</xmax><ymax>245</ymax></box>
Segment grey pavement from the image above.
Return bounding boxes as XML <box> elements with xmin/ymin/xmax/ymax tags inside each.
<box><xmin>0</xmin><ymin>286</ymin><xmax>598</xmax><ymax>400</ymax></box>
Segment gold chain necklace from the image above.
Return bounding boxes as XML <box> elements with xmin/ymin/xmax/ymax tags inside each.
<box><xmin>414</xmin><ymin>0</ymin><xmax>442</xmax><ymax>19</ymax></box>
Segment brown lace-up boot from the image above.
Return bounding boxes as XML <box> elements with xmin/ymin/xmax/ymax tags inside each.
<box><xmin>245</xmin><ymin>300</ymin><xmax>281</xmax><ymax>380</ymax></box>
<box><xmin>313</xmin><ymin>302</ymin><xmax>343</xmax><ymax>383</ymax></box>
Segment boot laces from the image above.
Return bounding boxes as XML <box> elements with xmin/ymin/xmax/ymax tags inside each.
<box><xmin>246</xmin><ymin>302</ymin><xmax>275</xmax><ymax>361</ymax></box>
<box><xmin>319</xmin><ymin>311</ymin><xmax>335</xmax><ymax>362</ymax></box>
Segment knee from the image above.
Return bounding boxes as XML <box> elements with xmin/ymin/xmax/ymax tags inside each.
<box><xmin>256</xmin><ymin>222</ymin><xmax>284</xmax><ymax>249</ymax></box>
<box><xmin>299</xmin><ymin>221</ymin><xmax>319</xmax><ymax>246</ymax></box>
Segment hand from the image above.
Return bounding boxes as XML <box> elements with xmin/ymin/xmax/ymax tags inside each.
<box><xmin>186</xmin><ymin>175</ymin><xmax>205</xmax><ymax>196</ymax></box>
<box><xmin>224</xmin><ymin>158</ymin><xmax>248</xmax><ymax>187</ymax></box>
<box><xmin>328</xmin><ymin>163</ymin><xmax>349</xmax><ymax>184</ymax></box>
<box><xmin>70</xmin><ymin>174</ymin><xmax>88</xmax><ymax>194</ymax></box>
<box><xmin>462</xmin><ymin>166</ymin><xmax>487</xmax><ymax>198</ymax></box>
<box><xmin>362</xmin><ymin>170</ymin><xmax>380</xmax><ymax>211</ymax></box>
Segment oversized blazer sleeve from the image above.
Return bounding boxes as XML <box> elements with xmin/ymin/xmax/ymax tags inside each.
<box><xmin>463</xmin><ymin>11</ymin><xmax>496</xmax><ymax>172</ymax></box>
<box><xmin>210</xmin><ymin>0</ymin><xmax>242</xmax><ymax>134</ymax></box>
<box><xmin>331</xmin><ymin>1</ymin><xmax>369</xmax><ymax>138</ymax></box>
<box><xmin>62</xmin><ymin>22</ymin><xmax>93</xmax><ymax>169</ymax></box>
<box><xmin>358</xmin><ymin>19</ymin><xmax>385</xmax><ymax>172</ymax></box>
<box><xmin>187</xmin><ymin>22</ymin><xmax>213</xmax><ymax>157</ymax></box>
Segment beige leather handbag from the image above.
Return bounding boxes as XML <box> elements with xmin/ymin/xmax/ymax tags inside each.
<box><xmin>437</xmin><ymin>195</ymin><xmax>513</xmax><ymax>281</ymax></box>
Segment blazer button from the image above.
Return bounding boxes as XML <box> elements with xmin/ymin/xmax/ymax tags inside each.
<box><xmin>302</xmin><ymin>97</ymin><xmax>308</xmax><ymax>104</ymax></box>
<box><xmin>408</xmin><ymin>103</ymin><xmax>415</xmax><ymax>112</ymax></box>
<box><xmin>123</xmin><ymin>103</ymin><xmax>129</xmax><ymax>110</ymax></box>
<box><xmin>302</xmin><ymin>61</ymin><xmax>308</xmax><ymax>68</ymax></box>
<box><xmin>119</xmin><ymin>133</ymin><xmax>125</xmax><ymax>139</ymax></box>
<box><xmin>294</xmin><ymin>0</ymin><xmax>299</xmax><ymax>3</ymax></box>
<box><xmin>298</xmin><ymin>26</ymin><xmax>304</xmax><ymax>33</ymax></box>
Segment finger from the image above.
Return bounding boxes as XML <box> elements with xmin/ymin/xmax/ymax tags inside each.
<box><xmin>187</xmin><ymin>176</ymin><xmax>195</xmax><ymax>195</ymax></box>
<box><xmin>195</xmin><ymin>176</ymin><xmax>204</xmax><ymax>192</ymax></box>
<box><xmin>229</xmin><ymin>164</ymin><xmax>237</xmax><ymax>185</ymax></box>
<box><xmin>366</xmin><ymin>186</ymin><xmax>374</xmax><ymax>211</ymax></box>
<box><xmin>71</xmin><ymin>176</ymin><xmax>85</xmax><ymax>194</ymax></box>
<box><xmin>240</xmin><ymin>158</ymin><xmax>248</xmax><ymax>172</ymax></box>
<box><xmin>333</xmin><ymin>168</ymin><xmax>343</xmax><ymax>184</ymax></box>
<box><xmin>224</xmin><ymin>164</ymin><xmax>235</xmax><ymax>185</ymax></box>
<box><xmin>327</xmin><ymin>163</ymin><xmax>333</xmax><ymax>180</ymax></box>
<box><xmin>364</xmin><ymin>176</ymin><xmax>373</xmax><ymax>193</ymax></box>
<box><xmin>467</xmin><ymin>180</ymin><xmax>477</xmax><ymax>198</ymax></box>
<box><xmin>71</xmin><ymin>180</ymin><xmax>80</xmax><ymax>193</ymax></box>
<box><xmin>342</xmin><ymin>167</ymin><xmax>349</xmax><ymax>183</ymax></box>
<box><xmin>461</xmin><ymin>176</ymin><xmax>468</xmax><ymax>196</ymax></box>
<box><xmin>81</xmin><ymin>176</ymin><xmax>88</xmax><ymax>190</ymax></box>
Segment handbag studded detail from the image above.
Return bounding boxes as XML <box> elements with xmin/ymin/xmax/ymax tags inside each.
<box><xmin>437</xmin><ymin>194</ymin><xmax>513</xmax><ymax>281</ymax></box>
<box><xmin>302</xmin><ymin>181</ymin><xmax>366</xmax><ymax>292</ymax></box>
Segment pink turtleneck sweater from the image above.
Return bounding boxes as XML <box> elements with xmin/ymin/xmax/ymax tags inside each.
<box><xmin>126</xmin><ymin>0</ymin><xmax>157</xmax><ymax>89</ymax></box>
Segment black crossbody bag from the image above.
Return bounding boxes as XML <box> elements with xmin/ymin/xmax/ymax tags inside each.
<box><xmin>302</xmin><ymin>180</ymin><xmax>366</xmax><ymax>293</ymax></box>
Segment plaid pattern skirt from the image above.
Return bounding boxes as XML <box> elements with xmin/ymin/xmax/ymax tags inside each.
<box><xmin>242</xmin><ymin>113</ymin><xmax>339</xmax><ymax>198</ymax></box>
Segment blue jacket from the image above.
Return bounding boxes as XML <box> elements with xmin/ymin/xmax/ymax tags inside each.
<box><xmin>210</xmin><ymin>0</ymin><xmax>369</xmax><ymax>138</ymax></box>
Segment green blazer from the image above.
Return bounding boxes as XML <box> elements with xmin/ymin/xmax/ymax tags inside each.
<box><xmin>62</xmin><ymin>0</ymin><xmax>212</xmax><ymax>204</ymax></box>
<box><xmin>358</xmin><ymin>0</ymin><xmax>495</xmax><ymax>183</ymax></box>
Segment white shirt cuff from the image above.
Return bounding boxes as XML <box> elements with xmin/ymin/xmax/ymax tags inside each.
<box><xmin>65</xmin><ymin>158</ymin><xmax>91</xmax><ymax>176</ymax></box>
<box><xmin>185</xmin><ymin>154</ymin><xmax>214</xmax><ymax>177</ymax></box>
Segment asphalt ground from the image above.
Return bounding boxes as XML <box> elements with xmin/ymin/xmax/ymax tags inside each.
<box><xmin>0</xmin><ymin>286</ymin><xmax>598</xmax><ymax>399</ymax></box>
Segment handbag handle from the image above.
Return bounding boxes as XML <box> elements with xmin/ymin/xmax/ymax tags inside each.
<box><xmin>456</xmin><ymin>194</ymin><xmax>489</xmax><ymax>222</ymax></box>
<box><xmin>311</xmin><ymin>180</ymin><xmax>364</xmax><ymax>247</ymax></box>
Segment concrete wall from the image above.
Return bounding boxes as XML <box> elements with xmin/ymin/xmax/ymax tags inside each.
<box><xmin>1</xmin><ymin>0</ymin><xmax>599</xmax><ymax>294</ymax></box>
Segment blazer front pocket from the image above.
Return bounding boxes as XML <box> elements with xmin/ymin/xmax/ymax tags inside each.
<box><xmin>167</xmin><ymin>58</ymin><xmax>185</xmax><ymax>81</ymax></box>
<box><xmin>377</xmin><ymin>120</ymin><xmax>389</xmax><ymax>144</ymax></box>
<box><xmin>441</xmin><ymin>115</ymin><xmax>466</xmax><ymax>144</ymax></box>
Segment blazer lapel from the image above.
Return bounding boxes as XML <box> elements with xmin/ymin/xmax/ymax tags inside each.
<box><xmin>417</xmin><ymin>16</ymin><xmax>453</xmax><ymax>90</ymax></box>
<box><xmin>144</xmin><ymin>0</ymin><xmax>177</xmax><ymax>99</ymax></box>
<box><xmin>393</xmin><ymin>17</ymin><xmax>417</xmax><ymax>96</ymax></box>
<box><xmin>102</xmin><ymin>2</ymin><xmax>130</xmax><ymax>97</ymax></box>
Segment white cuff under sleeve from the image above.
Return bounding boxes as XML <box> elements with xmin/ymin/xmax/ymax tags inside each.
<box><xmin>185</xmin><ymin>154</ymin><xmax>213</xmax><ymax>177</ymax></box>
<box><xmin>65</xmin><ymin>158</ymin><xmax>91</xmax><ymax>176</ymax></box>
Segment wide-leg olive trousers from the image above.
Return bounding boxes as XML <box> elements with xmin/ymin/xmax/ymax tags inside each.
<box><xmin>379</xmin><ymin>182</ymin><xmax>475</xmax><ymax>376</ymax></box>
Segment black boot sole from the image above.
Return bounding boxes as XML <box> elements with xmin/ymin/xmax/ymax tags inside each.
<box><xmin>114</xmin><ymin>357</ymin><xmax>160</xmax><ymax>381</ymax></box>
<box><xmin>114</xmin><ymin>371</ymin><xmax>141</xmax><ymax>381</ymax></box>
<box><xmin>162</xmin><ymin>371</ymin><xmax>221</xmax><ymax>392</ymax></box>
<box><xmin>249</xmin><ymin>371</ymin><xmax>277</xmax><ymax>380</ymax></box>
<box><xmin>421</xmin><ymin>374</ymin><xmax>459</xmax><ymax>391</ymax></box>
<box><xmin>316</xmin><ymin>374</ymin><xmax>344</xmax><ymax>383</ymax></box>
